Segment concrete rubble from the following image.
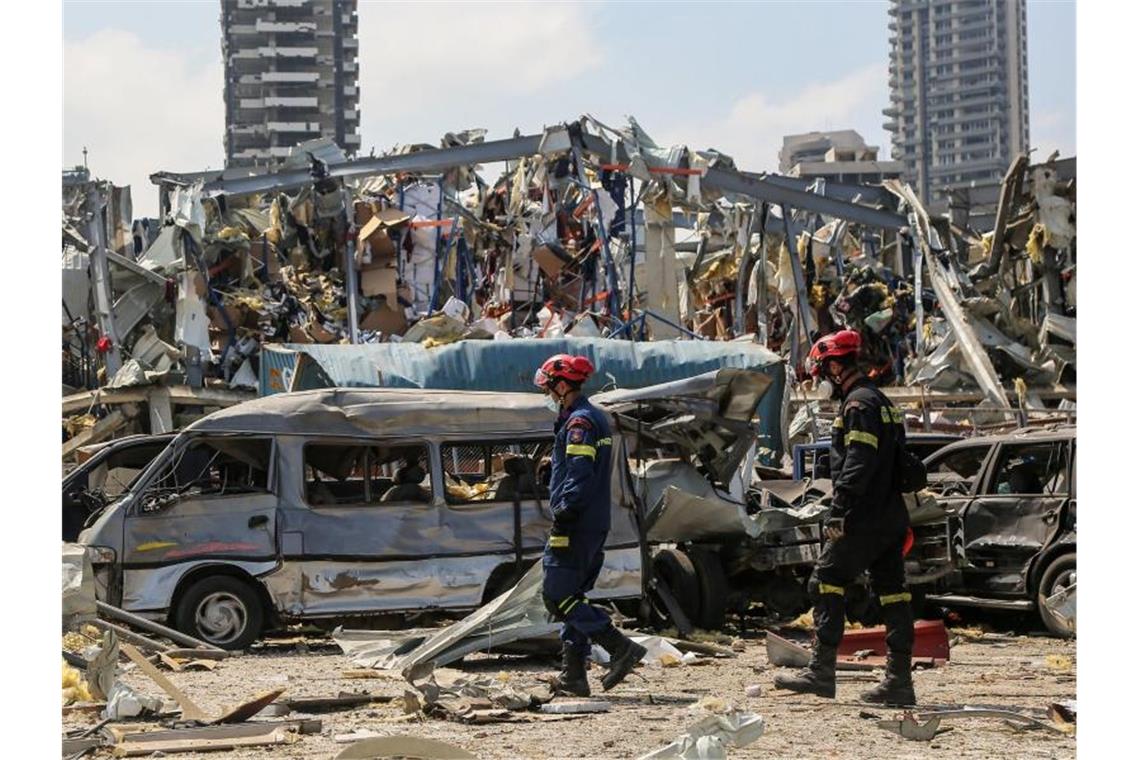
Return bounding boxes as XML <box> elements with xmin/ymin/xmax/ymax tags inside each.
<box><xmin>62</xmin><ymin>121</ymin><xmax>1075</xmax><ymax>461</ymax></box>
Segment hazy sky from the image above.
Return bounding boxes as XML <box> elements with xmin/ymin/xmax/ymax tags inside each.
<box><xmin>63</xmin><ymin>0</ymin><xmax>1076</xmax><ymax>217</ymax></box>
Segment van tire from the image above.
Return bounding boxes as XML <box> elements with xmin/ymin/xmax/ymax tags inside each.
<box><xmin>174</xmin><ymin>575</ymin><xmax>264</xmax><ymax>651</ymax></box>
<box><xmin>651</xmin><ymin>548</ymin><xmax>701</xmax><ymax>627</ymax></box>
<box><xmin>684</xmin><ymin>547</ymin><xmax>729</xmax><ymax>630</ymax></box>
<box><xmin>1036</xmin><ymin>553</ymin><xmax>1076</xmax><ymax>638</ymax></box>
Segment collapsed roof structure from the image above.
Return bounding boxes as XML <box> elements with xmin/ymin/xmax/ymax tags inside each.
<box><xmin>61</xmin><ymin>115</ymin><xmax>1075</xmax><ymax>459</ymax></box>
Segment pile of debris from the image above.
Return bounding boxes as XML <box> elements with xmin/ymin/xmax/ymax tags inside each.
<box><xmin>62</xmin><ymin>117</ymin><xmax>1075</xmax><ymax>456</ymax></box>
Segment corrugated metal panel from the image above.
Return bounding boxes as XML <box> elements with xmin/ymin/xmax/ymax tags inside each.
<box><xmin>260</xmin><ymin>338</ymin><xmax>786</xmax><ymax>457</ymax></box>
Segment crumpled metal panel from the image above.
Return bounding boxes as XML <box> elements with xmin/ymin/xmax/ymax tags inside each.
<box><xmin>332</xmin><ymin>548</ymin><xmax>642</xmax><ymax>673</ymax></box>
<box><xmin>63</xmin><ymin>543</ymin><xmax>97</xmax><ymax>625</ymax></box>
<box><xmin>121</xmin><ymin>559</ymin><xmax>278</xmax><ymax>612</ymax></box>
<box><xmin>650</xmin><ymin>486</ymin><xmax>760</xmax><ymax>542</ymax></box>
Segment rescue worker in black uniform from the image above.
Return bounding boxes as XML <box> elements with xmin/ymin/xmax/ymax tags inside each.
<box><xmin>774</xmin><ymin>330</ymin><xmax>917</xmax><ymax>706</ymax></box>
<box><xmin>534</xmin><ymin>354</ymin><xmax>648</xmax><ymax>697</ymax></box>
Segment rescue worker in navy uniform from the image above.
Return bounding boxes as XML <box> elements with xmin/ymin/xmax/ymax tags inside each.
<box><xmin>774</xmin><ymin>330</ymin><xmax>917</xmax><ymax>706</ymax></box>
<box><xmin>534</xmin><ymin>354</ymin><xmax>648</xmax><ymax>696</ymax></box>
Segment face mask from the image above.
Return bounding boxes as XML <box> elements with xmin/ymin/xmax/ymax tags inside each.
<box><xmin>543</xmin><ymin>395</ymin><xmax>561</xmax><ymax>413</ymax></box>
<box><xmin>817</xmin><ymin>378</ymin><xmax>836</xmax><ymax>400</ymax></box>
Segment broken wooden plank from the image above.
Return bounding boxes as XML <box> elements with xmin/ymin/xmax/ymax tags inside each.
<box><xmin>112</xmin><ymin>723</ymin><xmax>296</xmax><ymax>757</ymax></box>
<box><xmin>164</xmin><ymin>648</ymin><xmax>231</xmax><ymax>661</ymax></box>
<box><xmin>214</xmin><ymin>688</ymin><xmax>287</xmax><ymax>724</ymax></box>
<box><xmin>62</xmin><ymin>410</ymin><xmax>128</xmax><ymax>459</ymax></box>
<box><xmin>119</xmin><ymin>642</ymin><xmax>210</xmax><ymax>722</ymax></box>
<box><xmin>280</xmin><ymin>692</ymin><xmax>397</xmax><ymax>713</ymax></box>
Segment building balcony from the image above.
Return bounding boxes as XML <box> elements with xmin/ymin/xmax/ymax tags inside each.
<box><xmin>261</xmin><ymin>71</ymin><xmax>320</xmax><ymax>83</ymax></box>
<box><xmin>256</xmin><ymin>19</ymin><xmax>316</xmax><ymax>33</ymax></box>
<box><xmin>266</xmin><ymin>121</ymin><xmax>321</xmax><ymax>133</ymax></box>
<box><xmin>257</xmin><ymin>46</ymin><xmax>318</xmax><ymax>58</ymax></box>
<box><xmin>264</xmin><ymin>96</ymin><xmax>319</xmax><ymax>108</ymax></box>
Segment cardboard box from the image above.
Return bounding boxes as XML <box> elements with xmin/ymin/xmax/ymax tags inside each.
<box><xmin>207</xmin><ymin>304</ymin><xmax>244</xmax><ymax>331</ymax></box>
<box><xmin>357</xmin><ymin>207</ymin><xmax>410</xmax><ymax>263</ymax></box>
<box><xmin>288</xmin><ymin>324</ymin><xmax>312</xmax><ymax>344</ymax></box>
<box><xmin>361</xmin><ymin>303</ymin><xmax>408</xmax><ymax>336</ymax></box>
<box><xmin>533</xmin><ymin>245</ymin><xmax>568</xmax><ymax>280</ymax></box>
<box><xmin>308</xmin><ymin>321</ymin><xmax>338</xmax><ymax>344</ymax></box>
<box><xmin>361</xmin><ymin>265</ymin><xmax>398</xmax><ymax>298</ymax></box>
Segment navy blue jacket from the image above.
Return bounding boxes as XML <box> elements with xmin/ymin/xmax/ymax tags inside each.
<box><xmin>549</xmin><ymin>396</ymin><xmax>613</xmax><ymax>534</ymax></box>
<box><xmin>830</xmin><ymin>378</ymin><xmax>908</xmax><ymax>529</ymax></box>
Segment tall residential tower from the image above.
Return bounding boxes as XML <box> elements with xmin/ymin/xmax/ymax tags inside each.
<box><xmin>221</xmin><ymin>0</ymin><xmax>360</xmax><ymax>168</ymax></box>
<box><xmin>884</xmin><ymin>0</ymin><xmax>1029</xmax><ymax>204</ymax></box>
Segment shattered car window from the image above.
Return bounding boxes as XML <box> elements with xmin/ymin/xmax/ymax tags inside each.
<box><xmin>988</xmin><ymin>441</ymin><xmax>1070</xmax><ymax>496</ymax></box>
<box><xmin>139</xmin><ymin>438</ymin><xmax>271</xmax><ymax>512</ymax></box>
<box><xmin>304</xmin><ymin>442</ymin><xmax>431</xmax><ymax>507</ymax></box>
<box><xmin>925</xmin><ymin>445</ymin><xmax>989</xmax><ymax>494</ymax></box>
<box><xmin>441</xmin><ymin>440</ymin><xmax>551</xmax><ymax>504</ymax></box>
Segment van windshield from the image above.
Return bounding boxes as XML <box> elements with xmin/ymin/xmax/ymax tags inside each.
<box><xmin>139</xmin><ymin>438</ymin><xmax>272</xmax><ymax>512</ymax></box>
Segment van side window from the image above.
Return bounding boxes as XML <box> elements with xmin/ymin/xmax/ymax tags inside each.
<box><xmin>141</xmin><ymin>438</ymin><xmax>271</xmax><ymax>512</ymax></box>
<box><xmin>304</xmin><ymin>443</ymin><xmax>431</xmax><ymax>507</ymax></box>
<box><xmin>440</xmin><ymin>440</ymin><xmax>551</xmax><ymax>504</ymax></box>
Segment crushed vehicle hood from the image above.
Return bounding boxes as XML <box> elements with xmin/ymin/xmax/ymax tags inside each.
<box><xmin>594</xmin><ymin>368</ymin><xmax>773</xmax><ymax>487</ymax></box>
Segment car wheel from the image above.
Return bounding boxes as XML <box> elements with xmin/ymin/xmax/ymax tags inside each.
<box><xmin>1036</xmin><ymin>553</ymin><xmax>1076</xmax><ymax>638</ymax></box>
<box><xmin>684</xmin><ymin>547</ymin><xmax>729</xmax><ymax>630</ymax></box>
<box><xmin>174</xmin><ymin>575</ymin><xmax>264</xmax><ymax>651</ymax></box>
<box><xmin>650</xmin><ymin>548</ymin><xmax>701</xmax><ymax>628</ymax></box>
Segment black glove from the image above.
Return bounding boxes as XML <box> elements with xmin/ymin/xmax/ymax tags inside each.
<box><xmin>824</xmin><ymin>516</ymin><xmax>846</xmax><ymax>541</ymax></box>
<box><xmin>552</xmin><ymin>506</ymin><xmax>576</xmax><ymax>533</ymax></box>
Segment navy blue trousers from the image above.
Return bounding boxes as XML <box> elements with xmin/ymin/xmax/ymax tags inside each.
<box><xmin>542</xmin><ymin>530</ymin><xmax>613</xmax><ymax>655</ymax></box>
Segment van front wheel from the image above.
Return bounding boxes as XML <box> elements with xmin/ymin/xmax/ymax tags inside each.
<box><xmin>174</xmin><ymin>575</ymin><xmax>264</xmax><ymax>651</ymax></box>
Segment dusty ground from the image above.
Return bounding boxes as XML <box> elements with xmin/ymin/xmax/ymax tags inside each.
<box><xmin>64</xmin><ymin>620</ymin><xmax>1077</xmax><ymax>760</ymax></box>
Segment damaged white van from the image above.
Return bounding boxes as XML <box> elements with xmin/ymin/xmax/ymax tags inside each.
<box><xmin>77</xmin><ymin>369</ymin><xmax>775</xmax><ymax>649</ymax></box>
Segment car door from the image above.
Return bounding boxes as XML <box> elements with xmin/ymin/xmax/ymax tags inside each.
<box><xmin>959</xmin><ymin>438</ymin><xmax>1071</xmax><ymax>595</ymax></box>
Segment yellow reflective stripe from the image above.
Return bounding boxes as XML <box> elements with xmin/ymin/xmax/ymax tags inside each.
<box><xmin>596</xmin><ymin>437</ymin><xmax>612</xmax><ymax>447</ymax></box>
<box><xmin>819</xmin><ymin>583</ymin><xmax>845</xmax><ymax>595</ymax></box>
<box><xmin>845</xmin><ymin>430</ymin><xmax>879</xmax><ymax>449</ymax></box>
<box><xmin>881</xmin><ymin>407</ymin><xmax>891</xmax><ymax>423</ymax></box>
<box><xmin>879</xmin><ymin>592</ymin><xmax>912</xmax><ymax>606</ymax></box>
<box><xmin>561</xmin><ymin>597</ymin><xmax>582</xmax><ymax>614</ymax></box>
<box><xmin>548</xmin><ymin>535</ymin><xmax>569</xmax><ymax>548</ymax></box>
<box><xmin>565</xmin><ymin>444</ymin><xmax>596</xmax><ymax>458</ymax></box>
<box><xmin>894</xmin><ymin>408</ymin><xmax>904</xmax><ymax>423</ymax></box>
<box><xmin>881</xmin><ymin>406</ymin><xmax>904</xmax><ymax>424</ymax></box>
<box><xmin>832</xmin><ymin>417</ymin><xmax>844</xmax><ymax>430</ymax></box>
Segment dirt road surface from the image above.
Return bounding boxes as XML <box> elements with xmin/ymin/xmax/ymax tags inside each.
<box><xmin>65</xmin><ymin>628</ymin><xmax>1076</xmax><ymax>759</ymax></box>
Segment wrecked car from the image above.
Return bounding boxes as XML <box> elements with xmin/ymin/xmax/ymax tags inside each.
<box><xmin>63</xmin><ymin>433</ymin><xmax>174</xmax><ymax>542</ymax></box>
<box><xmin>906</xmin><ymin>425</ymin><xmax>1076</xmax><ymax>636</ymax></box>
<box><xmin>595</xmin><ymin>370</ymin><xmax>830</xmax><ymax>629</ymax></box>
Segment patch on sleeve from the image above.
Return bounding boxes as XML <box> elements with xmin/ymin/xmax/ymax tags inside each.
<box><xmin>568</xmin><ymin>425</ymin><xmax>588</xmax><ymax>444</ymax></box>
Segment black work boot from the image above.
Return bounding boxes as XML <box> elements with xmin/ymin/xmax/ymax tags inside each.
<box><xmin>773</xmin><ymin>642</ymin><xmax>837</xmax><ymax>698</ymax></box>
<box><xmin>860</xmin><ymin>651</ymin><xmax>916</xmax><ymax>706</ymax></box>
<box><xmin>593</xmin><ymin>626</ymin><xmax>648</xmax><ymax>691</ymax></box>
<box><xmin>553</xmin><ymin>643</ymin><xmax>591</xmax><ymax>697</ymax></box>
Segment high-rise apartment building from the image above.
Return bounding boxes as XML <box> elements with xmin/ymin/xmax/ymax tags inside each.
<box><xmin>221</xmin><ymin>0</ymin><xmax>360</xmax><ymax>168</ymax></box>
<box><xmin>883</xmin><ymin>0</ymin><xmax>1029</xmax><ymax>204</ymax></box>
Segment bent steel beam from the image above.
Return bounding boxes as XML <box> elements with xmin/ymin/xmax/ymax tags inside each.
<box><xmin>154</xmin><ymin>124</ymin><xmax>909</xmax><ymax>230</ymax></box>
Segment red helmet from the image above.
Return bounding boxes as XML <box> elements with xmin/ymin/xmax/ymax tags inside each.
<box><xmin>805</xmin><ymin>330</ymin><xmax>861</xmax><ymax>377</ymax></box>
<box><xmin>534</xmin><ymin>354</ymin><xmax>594</xmax><ymax>389</ymax></box>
